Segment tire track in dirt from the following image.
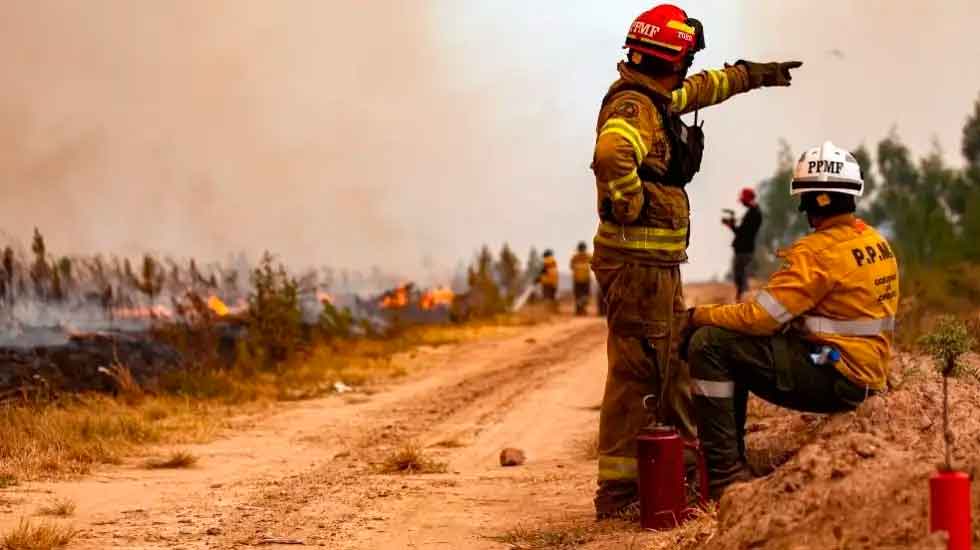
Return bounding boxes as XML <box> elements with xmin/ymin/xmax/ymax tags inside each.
<box><xmin>213</xmin><ymin>316</ymin><xmax>608</xmax><ymax>548</ymax></box>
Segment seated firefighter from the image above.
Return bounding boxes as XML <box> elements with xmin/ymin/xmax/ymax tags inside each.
<box><xmin>683</xmin><ymin>141</ymin><xmax>900</xmax><ymax>499</ymax></box>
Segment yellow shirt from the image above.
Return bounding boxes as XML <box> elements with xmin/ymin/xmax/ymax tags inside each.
<box><xmin>692</xmin><ymin>215</ymin><xmax>899</xmax><ymax>390</ymax></box>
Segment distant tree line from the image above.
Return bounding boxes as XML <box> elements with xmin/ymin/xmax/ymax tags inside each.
<box><xmin>0</xmin><ymin>228</ymin><xmax>243</xmax><ymax>313</ymax></box>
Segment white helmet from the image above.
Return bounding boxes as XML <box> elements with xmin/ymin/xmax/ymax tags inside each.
<box><xmin>791</xmin><ymin>141</ymin><xmax>864</xmax><ymax>197</ymax></box>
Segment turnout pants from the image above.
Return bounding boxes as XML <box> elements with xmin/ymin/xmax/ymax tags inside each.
<box><xmin>732</xmin><ymin>252</ymin><xmax>753</xmax><ymax>301</ymax></box>
<box><xmin>591</xmin><ymin>262</ymin><xmax>694</xmax><ymax>516</ymax></box>
<box><xmin>688</xmin><ymin>326</ymin><xmax>870</xmax><ymax>494</ymax></box>
<box><xmin>573</xmin><ymin>281</ymin><xmax>591</xmax><ymax>315</ymax></box>
<box><xmin>541</xmin><ymin>284</ymin><xmax>558</xmax><ymax>311</ymax></box>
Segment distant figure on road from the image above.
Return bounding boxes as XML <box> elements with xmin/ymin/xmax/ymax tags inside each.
<box><xmin>538</xmin><ymin>249</ymin><xmax>559</xmax><ymax>311</ymax></box>
<box><xmin>723</xmin><ymin>187</ymin><xmax>762</xmax><ymax>301</ymax></box>
<box><xmin>570</xmin><ymin>242</ymin><xmax>592</xmax><ymax>316</ymax></box>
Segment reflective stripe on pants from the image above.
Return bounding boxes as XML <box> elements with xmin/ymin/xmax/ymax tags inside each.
<box><xmin>598</xmin><ymin>455</ymin><xmax>638</xmax><ymax>481</ymax></box>
<box><xmin>692</xmin><ymin>378</ymin><xmax>735</xmax><ymax>398</ymax></box>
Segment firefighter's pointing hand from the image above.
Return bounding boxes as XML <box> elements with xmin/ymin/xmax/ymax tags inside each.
<box><xmin>736</xmin><ymin>60</ymin><xmax>803</xmax><ymax>87</ymax></box>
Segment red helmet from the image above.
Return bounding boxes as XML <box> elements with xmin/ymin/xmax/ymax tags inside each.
<box><xmin>625</xmin><ymin>4</ymin><xmax>704</xmax><ymax>64</ymax></box>
<box><xmin>740</xmin><ymin>187</ymin><xmax>756</xmax><ymax>203</ymax></box>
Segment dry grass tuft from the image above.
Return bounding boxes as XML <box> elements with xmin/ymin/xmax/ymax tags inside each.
<box><xmin>490</xmin><ymin>521</ymin><xmax>600</xmax><ymax>549</ymax></box>
<box><xmin>0</xmin><ymin>474</ymin><xmax>17</xmax><ymax>489</ymax></box>
<box><xmin>97</xmin><ymin>362</ymin><xmax>144</xmax><ymax>405</ymax></box>
<box><xmin>0</xmin><ymin>395</ymin><xmax>219</xmax><ymax>481</ymax></box>
<box><xmin>379</xmin><ymin>442</ymin><xmax>448</xmax><ymax>474</ymax></box>
<box><xmin>645</xmin><ymin>503</ymin><xmax>718</xmax><ymax>550</ymax></box>
<box><xmin>35</xmin><ymin>498</ymin><xmax>76</xmax><ymax>517</ymax></box>
<box><xmin>1</xmin><ymin>519</ymin><xmax>78</xmax><ymax>550</ymax></box>
<box><xmin>144</xmin><ymin>450</ymin><xmax>199</xmax><ymax>470</ymax></box>
<box><xmin>572</xmin><ymin>432</ymin><xmax>599</xmax><ymax>461</ymax></box>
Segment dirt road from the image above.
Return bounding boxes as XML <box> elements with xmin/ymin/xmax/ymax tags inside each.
<box><xmin>0</xmin><ymin>313</ymin><xmax>651</xmax><ymax>549</ymax></box>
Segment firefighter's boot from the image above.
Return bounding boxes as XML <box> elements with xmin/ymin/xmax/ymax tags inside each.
<box><xmin>687</xmin><ymin>327</ymin><xmax>753</xmax><ymax>500</ymax></box>
<box><xmin>594</xmin><ymin>480</ymin><xmax>639</xmax><ymax>520</ymax></box>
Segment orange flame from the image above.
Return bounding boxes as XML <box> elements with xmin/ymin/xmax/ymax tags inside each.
<box><xmin>317</xmin><ymin>290</ymin><xmax>334</xmax><ymax>305</ymax></box>
<box><xmin>380</xmin><ymin>284</ymin><xmax>410</xmax><ymax>309</ymax></box>
<box><xmin>420</xmin><ymin>286</ymin><xmax>454</xmax><ymax>310</ymax></box>
<box><xmin>207</xmin><ymin>295</ymin><xmax>230</xmax><ymax>317</ymax></box>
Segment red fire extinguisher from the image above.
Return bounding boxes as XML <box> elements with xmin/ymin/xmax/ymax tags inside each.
<box><xmin>930</xmin><ymin>470</ymin><xmax>971</xmax><ymax>550</ymax></box>
<box><xmin>929</xmin><ymin>366</ymin><xmax>972</xmax><ymax>550</ymax></box>
<box><xmin>637</xmin><ymin>424</ymin><xmax>709</xmax><ymax>530</ymax></box>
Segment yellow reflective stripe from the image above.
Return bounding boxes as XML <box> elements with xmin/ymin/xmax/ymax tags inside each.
<box><xmin>598</xmin><ymin>455</ymin><xmax>637</xmax><ymax>481</ymax></box>
<box><xmin>672</xmin><ymin>86</ymin><xmax>689</xmax><ymax>112</ymax></box>
<box><xmin>666</xmin><ymin>20</ymin><xmax>695</xmax><ymax>34</ymax></box>
<box><xmin>607</xmin><ymin>169</ymin><xmax>641</xmax><ymax>195</ymax></box>
<box><xmin>601</xmin><ymin>128</ymin><xmax>645</xmax><ymax>164</ymax></box>
<box><xmin>595</xmin><ymin>235</ymin><xmax>686</xmax><ymax>251</ymax></box>
<box><xmin>715</xmin><ymin>69</ymin><xmax>730</xmax><ymax>100</ymax></box>
<box><xmin>599</xmin><ymin>118</ymin><xmax>648</xmax><ymax>163</ymax></box>
<box><xmin>615</xmin><ymin>179</ymin><xmax>642</xmax><ymax>195</ymax></box>
<box><xmin>610</xmin><ymin>180</ymin><xmax>641</xmax><ymax>200</ymax></box>
<box><xmin>707</xmin><ymin>69</ymin><xmax>720</xmax><ymax>105</ymax></box>
<box><xmin>598</xmin><ymin>222</ymin><xmax>687</xmax><ymax>238</ymax></box>
<box><xmin>597</xmin><ymin>222</ymin><xmax>690</xmax><ymax>252</ymax></box>
<box><xmin>607</xmin><ymin>169</ymin><xmax>638</xmax><ymax>189</ymax></box>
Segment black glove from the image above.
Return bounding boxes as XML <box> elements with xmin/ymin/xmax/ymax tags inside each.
<box><xmin>678</xmin><ymin>307</ymin><xmax>697</xmax><ymax>361</ymax></box>
<box><xmin>737</xmin><ymin>60</ymin><xmax>803</xmax><ymax>87</ymax></box>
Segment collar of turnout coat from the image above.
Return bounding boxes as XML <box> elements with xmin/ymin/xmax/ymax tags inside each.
<box><xmin>814</xmin><ymin>213</ymin><xmax>858</xmax><ymax>231</ymax></box>
<box><xmin>614</xmin><ymin>61</ymin><xmax>674</xmax><ymax>102</ymax></box>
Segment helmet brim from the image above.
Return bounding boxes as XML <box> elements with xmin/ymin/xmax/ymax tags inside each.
<box><xmin>625</xmin><ymin>42</ymin><xmax>685</xmax><ymax>63</ymax></box>
<box><xmin>790</xmin><ymin>179</ymin><xmax>863</xmax><ymax>196</ymax></box>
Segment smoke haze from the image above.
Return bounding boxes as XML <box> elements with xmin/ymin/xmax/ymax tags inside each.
<box><xmin>1</xmin><ymin>1</ymin><xmax>979</xmax><ymax>282</ymax></box>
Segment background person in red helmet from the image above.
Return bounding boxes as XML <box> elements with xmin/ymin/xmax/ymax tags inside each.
<box><xmin>723</xmin><ymin>187</ymin><xmax>763</xmax><ymax>301</ymax></box>
<box><xmin>590</xmin><ymin>3</ymin><xmax>802</xmax><ymax>519</ymax></box>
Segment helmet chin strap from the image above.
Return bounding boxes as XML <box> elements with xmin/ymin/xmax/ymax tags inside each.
<box><xmin>807</xmin><ymin>213</ymin><xmax>820</xmax><ymax>229</ymax></box>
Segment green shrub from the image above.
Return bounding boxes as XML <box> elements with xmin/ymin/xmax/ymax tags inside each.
<box><xmin>245</xmin><ymin>252</ymin><xmax>303</xmax><ymax>368</ymax></box>
<box><xmin>919</xmin><ymin>316</ymin><xmax>976</xmax><ymax>377</ymax></box>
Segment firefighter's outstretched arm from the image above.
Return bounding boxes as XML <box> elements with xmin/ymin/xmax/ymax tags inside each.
<box><xmin>671</xmin><ymin>61</ymin><xmax>802</xmax><ymax>115</ymax></box>
<box><xmin>690</xmin><ymin>244</ymin><xmax>832</xmax><ymax>335</ymax></box>
<box><xmin>593</xmin><ymin>93</ymin><xmax>657</xmax><ymax>221</ymax></box>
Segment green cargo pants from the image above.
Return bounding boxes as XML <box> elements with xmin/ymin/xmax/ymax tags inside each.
<box><xmin>687</xmin><ymin>326</ymin><xmax>871</xmax><ymax>497</ymax></box>
<box><xmin>592</xmin><ymin>261</ymin><xmax>694</xmax><ymax>517</ymax></box>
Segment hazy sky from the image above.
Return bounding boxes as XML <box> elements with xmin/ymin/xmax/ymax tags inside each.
<box><xmin>1</xmin><ymin>1</ymin><xmax>979</xmax><ymax>283</ymax></box>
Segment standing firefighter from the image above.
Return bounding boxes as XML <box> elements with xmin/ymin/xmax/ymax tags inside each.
<box><xmin>685</xmin><ymin>141</ymin><xmax>899</xmax><ymax>498</ymax></box>
<box><xmin>571</xmin><ymin>242</ymin><xmax>593</xmax><ymax>315</ymax></box>
<box><xmin>591</xmin><ymin>3</ymin><xmax>802</xmax><ymax>518</ymax></box>
<box><xmin>723</xmin><ymin>187</ymin><xmax>763</xmax><ymax>301</ymax></box>
<box><xmin>538</xmin><ymin>249</ymin><xmax>559</xmax><ymax>309</ymax></box>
